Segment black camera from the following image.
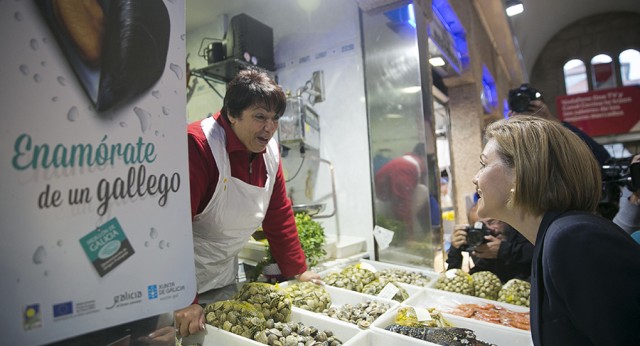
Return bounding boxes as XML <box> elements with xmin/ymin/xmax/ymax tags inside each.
<box><xmin>508</xmin><ymin>83</ymin><xmax>543</xmax><ymax>113</ymax></box>
<box><xmin>602</xmin><ymin>159</ymin><xmax>640</xmax><ymax>194</ymax></box>
<box><xmin>460</xmin><ymin>221</ymin><xmax>492</xmax><ymax>252</ymax></box>
<box><xmin>598</xmin><ymin>159</ymin><xmax>640</xmax><ymax>219</ymax></box>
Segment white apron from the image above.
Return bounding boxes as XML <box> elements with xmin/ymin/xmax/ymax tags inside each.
<box><xmin>192</xmin><ymin>117</ymin><xmax>278</xmax><ymax>293</ymax></box>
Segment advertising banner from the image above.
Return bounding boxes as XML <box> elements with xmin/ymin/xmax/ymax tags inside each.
<box><xmin>0</xmin><ymin>1</ymin><xmax>195</xmax><ymax>344</ymax></box>
<box><xmin>556</xmin><ymin>85</ymin><xmax>640</xmax><ymax>137</ymax></box>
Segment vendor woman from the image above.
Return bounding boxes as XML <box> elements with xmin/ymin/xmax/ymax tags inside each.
<box><xmin>175</xmin><ymin>69</ymin><xmax>321</xmax><ymax>337</ymax></box>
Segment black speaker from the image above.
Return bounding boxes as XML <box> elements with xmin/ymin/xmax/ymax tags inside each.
<box><xmin>224</xmin><ymin>13</ymin><xmax>275</xmax><ymax>71</ymax></box>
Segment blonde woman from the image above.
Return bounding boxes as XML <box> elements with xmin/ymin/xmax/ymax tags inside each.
<box><xmin>473</xmin><ymin>115</ymin><xmax>640</xmax><ymax>345</ymax></box>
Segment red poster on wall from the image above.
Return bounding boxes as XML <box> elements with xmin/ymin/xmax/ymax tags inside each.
<box><xmin>592</xmin><ymin>62</ymin><xmax>616</xmax><ymax>90</ymax></box>
<box><xmin>556</xmin><ymin>85</ymin><xmax>640</xmax><ymax>137</ymax></box>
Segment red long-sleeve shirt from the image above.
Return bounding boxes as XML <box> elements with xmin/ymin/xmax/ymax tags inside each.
<box><xmin>374</xmin><ymin>153</ymin><xmax>426</xmax><ymax>232</ymax></box>
<box><xmin>187</xmin><ymin>113</ymin><xmax>306</xmax><ymax>301</ymax></box>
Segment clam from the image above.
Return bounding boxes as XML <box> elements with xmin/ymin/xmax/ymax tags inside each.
<box><xmin>434</xmin><ymin>269</ymin><xmax>475</xmax><ymax>296</ymax></box>
<box><xmin>378</xmin><ymin>268</ymin><xmax>432</xmax><ymax>286</ymax></box>
<box><xmin>203</xmin><ymin>300</ymin><xmax>266</xmax><ymax>338</ymax></box>
<box><xmin>235</xmin><ymin>283</ymin><xmax>292</xmax><ymax>322</ymax></box>
<box><xmin>498</xmin><ymin>278</ymin><xmax>531</xmax><ymax>307</ymax></box>
<box><xmin>283</xmin><ymin>282</ymin><xmax>331</xmax><ymax>313</ymax></box>
<box><xmin>472</xmin><ymin>271</ymin><xmax>502</xmax><ymax>300</ymax></box>
<box><xmin>322</xmin><ymin>300</ymin><xmax>390</xmax><ymax>328</ymax></box>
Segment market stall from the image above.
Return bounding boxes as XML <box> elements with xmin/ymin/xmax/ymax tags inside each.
<box><xmin>181</xmin><ymin>258</ymin><xmax>534</xmax><ymax>346</ymax></box>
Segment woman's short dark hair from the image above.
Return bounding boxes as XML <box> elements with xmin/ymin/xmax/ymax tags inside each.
<box><xmin>221</xmin><ymin>69</ymin><xmax>286</xmax><ymax>121</ymax></box>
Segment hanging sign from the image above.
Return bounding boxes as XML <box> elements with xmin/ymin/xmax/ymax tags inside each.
<box><xmin>428</xmin><ymin>9</ymin><xmax>462</xmax><ymax>74</ymax></box>
<box><xmin>0</xmin><ymin>1</ymin><xmax>195</xmax><ymax>344</ymax></box>
<box><xmin>556</xmin><ymin>85</ymin><xmax>640</xmax><ymax>137</ymax></box>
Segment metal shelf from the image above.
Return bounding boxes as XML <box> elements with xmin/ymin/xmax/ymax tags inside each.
<box><xmin>191</xmin><ymin>59</ymin><xmax>275</xmax><ymax>83</ymax></box>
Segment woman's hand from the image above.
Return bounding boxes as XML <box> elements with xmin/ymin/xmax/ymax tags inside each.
<box><xmin>296</xmin><ymin>270</ymin><xmax>323</xmax><ymax>285</ymax></box>
<box><xmin>174</xmin><ymin>304</ymin><xmax>205</xmax><ymax>337</ymax></box>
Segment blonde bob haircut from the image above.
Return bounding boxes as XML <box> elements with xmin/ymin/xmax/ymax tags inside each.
<box><xmin>485</xmin><ymin>115</ymin><xmax>602</xmax><ymax>216</ymax></box>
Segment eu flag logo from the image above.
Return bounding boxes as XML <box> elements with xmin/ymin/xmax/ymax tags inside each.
<box><xmin>53</xmin><ymin>301</ymin><xmax>73</xmax><ymax>318</ymax></box>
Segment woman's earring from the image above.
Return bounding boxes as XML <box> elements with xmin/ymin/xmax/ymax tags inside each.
<box><xmin>506</xmin><ymin>188</ymin><xmax>516</xmax><ymax>209</ymax></box>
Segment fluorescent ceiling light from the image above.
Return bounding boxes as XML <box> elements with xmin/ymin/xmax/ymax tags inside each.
<box><xmin>429</xmin><ymin>57</ymin><xmax>446</xmax><ymax>67</ymax></box>
<box><xmin>408</xmin><ymin>4</ymin><xmax>416</xmax><ymax>28</ymax></box>
<box><xmin>506</xmin><ymin>0</ymin><xmax>524</xmax><ymax>17</ymax></box>
<box><xmin>400</xmin><ymin>86</ymin><xmax>421</xmax><ymax>94</ymax></box>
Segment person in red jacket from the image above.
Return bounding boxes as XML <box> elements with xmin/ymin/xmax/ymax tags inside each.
<box><xmin>374</xmin><ymin>143</ymin><xmax>429</xmax><ymax>241</ymax></box>
<box><xmin>175</xmin><ymin>69</ymin><xmax>321</xmax><ymax>337</ymax></box>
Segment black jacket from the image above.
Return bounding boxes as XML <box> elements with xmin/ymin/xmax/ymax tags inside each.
<box><xmin>531</xmin><ymin>210</ymin><xmax>640</xmax><ymax>345</ymax></box>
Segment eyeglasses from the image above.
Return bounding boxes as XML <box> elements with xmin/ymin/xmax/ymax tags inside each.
<box><xmin>484</xmin><ymin>219</ymin><xmax>502</xmax><ymax>226</ymax></box>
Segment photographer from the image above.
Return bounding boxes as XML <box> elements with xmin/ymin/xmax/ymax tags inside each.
<box><xmin>508</xmin><ymin>84</ymin><xmax>611</xmax><ymax>166</ymax></box>
<box><xmin>508</xmin><ymin>84</ymin><xmax>621</xmax><ymax>219</ymax></box>
<box><xmin>446</xmin><ymin>202</ymin><xmax>534</xmax><ymax>283</ymax></box>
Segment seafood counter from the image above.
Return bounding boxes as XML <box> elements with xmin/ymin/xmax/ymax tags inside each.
<box><xmin>181</xmin><ymin>259</ymin><xmax>534</xmax><ymax>346</ymax></box>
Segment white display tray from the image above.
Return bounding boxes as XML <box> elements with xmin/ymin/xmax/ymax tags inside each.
<box><xmin>358</xmin><ymin>259</ymin><xmax>440</xmax><ymax>286</ymax></box>
<box><xmin>319</xmin><ymin>259</ymin><xmax>438</xmax><ymax>280</ymax></box>
<box><xmin>280</xmin><ymin>281</ymin><xmax>400</xmax><ymax>308</ymax></box>
<box><xmin>181</xmin><ymin>305</ymin><xmax>362</xmax><ymax>346</ymax></box>
<box><xmin>280</xmin><ymin>281</ymin><xmax>400</xmax><ymax>327</ymax></box>
<box><xmin>371</xmin><ymin>304</ymin><xmax>534</xmax><ymax>346</ymax></box>
<box><xmin>323</xmin><ymin>284</ymin><xmax>400</xmax><ymax>311</ymax></box>
<box><xmin>180</xmin><ymin>323</ymin><xmax>256</xmax><ymax>346</ymax></box>
<box><xmin>346</xmin><ymin>329</ymin><xmax>434</xmax><ymax>346</ymax></box>
<box><xmin>404</xmin><ymin>288</ymin><xmax>531</xmax><ymax>334</ymax></box>
<box><xmin>238</xmin><ymin>240</ymin><xmax>267</xmax><ymax>264</ymax></box>
<box><xmin>318</xmin><ymin>267</ymin><xmax>423</xmax><ymax>302</ymax></box>
<box><xmin>406</xmin><ymin>287</ymin><xmax>529</xmax><ymax>313</ymax></box>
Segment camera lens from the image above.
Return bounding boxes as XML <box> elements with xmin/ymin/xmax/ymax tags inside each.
<box><xmin>460</xmin><ymin>222</ymin><xmax>491</xmax><ymax>252</ymax></box>
<box><xmin>508</xmin><ymin>84</ymin><xmax>543</xmax><ymax>113</ymax></box>
<box><xmin>509</xmin><ymin>92</ymin><xmax>531</xmax><ymax>113</ymax></box>
<box><xmin>466</xmin><ymin>229</ymin><xmax>485</xmax><ymax>248</ymax></box>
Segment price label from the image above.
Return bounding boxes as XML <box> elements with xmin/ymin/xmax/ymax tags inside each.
<box><xmin>415</xmin><ymin>308</ymin><xmax>433</xmax><ymax>321</ymax></box>
<box><xmin>377</xmin><ymin>282</ymin><xmax>399</xmax><ymax>300</ymax></box>
<box><xmin>445</xmin><ymin>269</ymin><xmax>457</xmax><ymax>279</ymax></box>
<box><xmin>373</xmin><ymin>225</ymin><xmax>394</xmax><ymax>250</ymax></box>
<box><xmin>358</xmin><ymin>261</ymin><xmax>377</xmax><ymax>273</ymax></box>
